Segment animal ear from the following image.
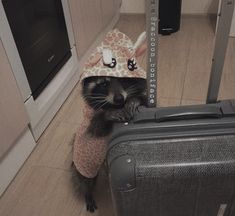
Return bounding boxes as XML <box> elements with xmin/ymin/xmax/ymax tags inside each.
<box><xmin>102</xmin><ymin>49</ymin><xmax>113</xmax><ymax>64</ymax></box>
<box><xmin>133</xmin><ymin>31</ymin><xmax>147</xmax><ymax>57</ymax></box>
<box><xmin>86</xmin><ymin>52</ymin><xmax>102</xmax><ymax>67</ymax></box>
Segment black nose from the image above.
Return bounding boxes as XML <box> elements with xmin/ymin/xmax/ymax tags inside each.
<box><xmin>114</xmin><ymin>94</ymin><xmax>124</xmax><ymax>105</ymax></box>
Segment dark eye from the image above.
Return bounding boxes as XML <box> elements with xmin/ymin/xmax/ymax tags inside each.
<box><xmin>103</xmin><ymin>58</ymin><xmax>117</xmax><ymax>68</ymax></box>
<box><xmin>99</xmin><ymin>80</ymin><xmax>109</xmax><ymax>88</ymax></box>
<box><xmin>127</xmin><ymin>58</ymin><xmax>137</xmax><ymax>71</ymax></box>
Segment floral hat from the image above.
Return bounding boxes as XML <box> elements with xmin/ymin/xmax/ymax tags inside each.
<box><xmin>80</xmin><ymin>29</ymin><xmax>147</xmax><ymax>81</ymax></box>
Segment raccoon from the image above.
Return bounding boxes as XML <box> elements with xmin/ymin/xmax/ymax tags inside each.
<box><xmin>72</xmin><ymin>76</ymin><xmax>146</xmax><ymax>213</ymax></box>
<box><xmin>72</xmin><ymin>29</ymin><xmax>147</xmax><ymax>212</ymax></box>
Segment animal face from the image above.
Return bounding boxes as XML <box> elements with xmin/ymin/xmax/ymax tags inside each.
<box><xmin>82</xmin><ymin>76</ymin><xmax>146</xmax><ymax>110</ymax></box>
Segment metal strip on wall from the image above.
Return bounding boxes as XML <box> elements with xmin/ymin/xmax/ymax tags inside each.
<box><xmin>146</xmin><ymin>0</ymin><xmax>159</xmax><ymax>107</ymax></box>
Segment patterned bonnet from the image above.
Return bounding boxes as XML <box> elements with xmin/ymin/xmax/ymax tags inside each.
<box><xmin>80</xmin><ymin>29</ymin><xmax>147</xmax><ymax>81</ymax></box>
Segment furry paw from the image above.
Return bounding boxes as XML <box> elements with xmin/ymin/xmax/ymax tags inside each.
<box><xmin>87</xmin><ymin>115</ymin><xmax>112</xmax><ymax>137</ymax></box>
<box><xmin>85</xmin><ymin>193</ymin><xmax>98</xmax><ymax>213</ymax></box>
<box><xmin>87</xmin><ymin>109</ymin><xmax>131</xmax><ymax>137</ymax></box>
<box><xmin>105</xmin><ymin>109</ymin><xmax>131</xmax><ymax>122</ymax></box>
<box><xmin>125</xmin><ymin>97</ymin><xmax>141</xmax><ymax>118</ymax></box>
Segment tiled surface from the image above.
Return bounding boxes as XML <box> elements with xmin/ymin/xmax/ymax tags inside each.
<box><xmin>1</xmin><ymin>14</ymin><xmax>235</xmax><ymax>216</ymax></box>
<box><xmin>180</xmin><ymin>17</ymin><xmax>215</xmax><ymax>102</ymax></box>
<box><xmin>0</xmin><ymin>166</ymin><xmax>83</xmax><ymax>216</ymax></box>
<box><xmin>29</xmin><ymin>121</ymin><xmax>77</xmax><ymax>170</ymax></box>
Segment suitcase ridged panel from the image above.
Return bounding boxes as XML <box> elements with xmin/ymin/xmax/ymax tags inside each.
<box><xmin>108</xmin><ymin>135</ymin><xmax>235</xmax><ymax>216</ymax></box>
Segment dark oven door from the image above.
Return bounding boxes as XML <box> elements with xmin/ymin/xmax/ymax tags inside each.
<box><xmin>3</xmin><ymin>0</ymin><xmax>71</xmax><ymax>98</ymax></box>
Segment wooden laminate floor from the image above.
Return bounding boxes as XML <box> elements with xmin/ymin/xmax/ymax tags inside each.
<box><xmin>0</xmin><ymin>14</ymin><xmax>235</xmax><ymax>216</ymax></box>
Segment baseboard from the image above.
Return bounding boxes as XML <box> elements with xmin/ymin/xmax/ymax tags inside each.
<box><xmin>0</xmin><ymin>128</ymin><xmax>36</xmax><ymax>196</ymax></box>
<box><xmin>181</xmin><ymin>13</ymin><xmax>217</xmax><ymax>17</ymax></box>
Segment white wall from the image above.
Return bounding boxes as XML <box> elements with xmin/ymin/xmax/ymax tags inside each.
<box><xmin>230</xmin><ymin>5</ymin><xmax>235</xmax><ymax>36</ymax></box>
<box><xmin>182</xmin><ymin>0</ymin><xmax>219</xmax><ymax>14</ymax></box>
<box><xmin>120</xmin><ymin>0</ymin><xmax>145</xmax><ymax>14</ymax></box>
<box><xmin>120</xmin><ymin>0</ymin><xmax>219</xmax><ymax>14</ymax></box>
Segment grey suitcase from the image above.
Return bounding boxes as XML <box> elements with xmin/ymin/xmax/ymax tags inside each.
<box><xmin>108</xmin><ymin>102</ymin><xmax>235</xmax><ymax>216</ymax></box>
<box><xmin>107</xmin><ymin>0</ymin><xmax>235</xmax><ymax>216</ymax></box>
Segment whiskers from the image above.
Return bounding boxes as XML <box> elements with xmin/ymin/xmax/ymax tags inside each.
<box><xmin>83</xmin><ymin>93</ymin><xmax>109</xmax><ymax>110</ymax></box>
<box><xmin>125</xmin><ymin>83</ymin><xmax>140</xmax><ymax>97</ymax></box>
<box><xmin>94</xmin><ymin>100</ymin><xmax>109</xmax><ymax>111</ymax></box>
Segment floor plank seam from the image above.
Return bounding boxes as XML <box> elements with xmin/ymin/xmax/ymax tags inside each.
<box><xmin>32</xmin><ymin>164</ymin><xmax>73</xmax><ymax>172</ymax></box>
<box><xmin>179</xmin><ymin>42</ymin><xmax>193</xmax><ymax>105</ymax></box>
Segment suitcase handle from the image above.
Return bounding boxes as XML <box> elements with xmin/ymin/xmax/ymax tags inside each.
<box><xmin>133</xmin><ymin>105</ymin><xmax>223</xmax><ymax>123</ymax></box>
<box><xmin>155</xmin><ymin>106</ymin><xmax>223</xmax><ymax>122</ymax></box>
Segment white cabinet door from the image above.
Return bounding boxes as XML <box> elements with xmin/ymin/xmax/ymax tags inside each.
<box><xmin>68</xmin><ymin>0</ymin><xmax>87</xmax><ymax>57</ymax></box>
<box><xmin>80</xmin><ymin>0</ymin><xmax>103</xmax><ymax>45</ymax></box>
<box><xmin>0</xmin><ymin>39</ymin><xmax>29</xmax><ymax>159</ymax></box>
<box><xmin>69</xmin><ymin>0</ymin><xmax>120</xmax><ymax>58</ymax></box>
<box><xmin>114</xmin><ymin>0</ymin><xmax>122</xmax><ymax>10</ymax></box>
<box><xmin>68</xmin><ymin>0</ymin><xmax>103</xmax><ymax>58</ymax></box>
<box><xmin>230</xmin><ymin>6</ymin><xmax>235</xmax><ymax>36</ymax></box>
<box><xmin>101</xmin><ymin>0</ymin><xmax>115</xmax><ymax>28</ymax></box>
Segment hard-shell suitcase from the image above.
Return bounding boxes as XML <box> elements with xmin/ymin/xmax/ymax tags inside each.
<box><xmin>107</xmin><ymin>0</ymin><xmax>235</xmax><ymax>216</ymax></box>
<box><xmin>108</xmin><ymin>102</ymin><xmax>235</xmax><ymax>216</ymax></box>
